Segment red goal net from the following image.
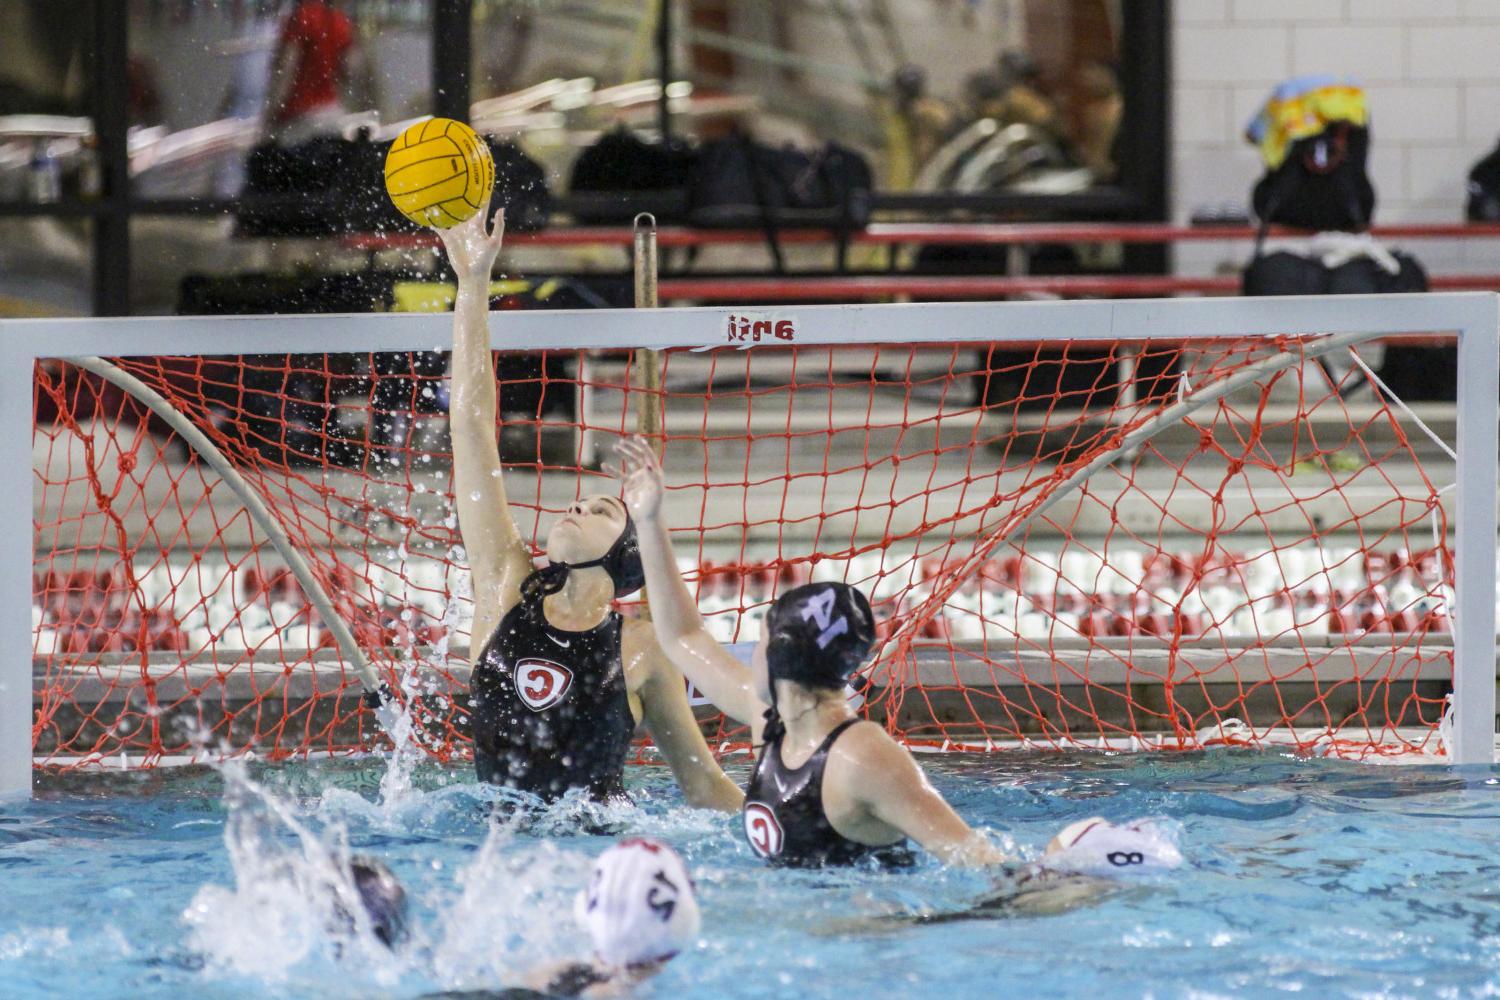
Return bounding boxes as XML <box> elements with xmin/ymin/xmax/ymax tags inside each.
<box><xmin>30</xmin><ymin>329</ymin><xmax>1458</xmax><ymax>767</ymax></box>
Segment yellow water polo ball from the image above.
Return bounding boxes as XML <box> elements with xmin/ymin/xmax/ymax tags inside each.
<box><xmin>383</xmin><ymin>118</ymin><xmax>495</xmax><ymax>229</ymax></box>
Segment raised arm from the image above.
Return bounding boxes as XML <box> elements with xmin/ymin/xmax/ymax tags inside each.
<box><xmin>616</xmin><ymin>437</ymin><xmax>766</xmax><ymax>727</ymax></box>
<box><xmin>624</xmin><ymin>621</ymin><xmax>745</xmax><ymax>813</ymax></box>
<box><xmin>436</xmin><ymin>203</ymin><xmax>534</xmax><ymax>662</ymax></box>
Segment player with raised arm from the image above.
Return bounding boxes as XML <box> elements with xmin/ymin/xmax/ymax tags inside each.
<box><xmin>616</xmin><ymin>437</ymin><xmax>1182</xmax><ymax>871</ymax></box>
<box><xmin>436</xmin><ymin>203</ymin><xmax>741</xmax><ymax>812</ymax></box>
<box><xmin>615</xmin><ymin>436</ymin><xmax>1010</xmax><ymax>867</ymax></box>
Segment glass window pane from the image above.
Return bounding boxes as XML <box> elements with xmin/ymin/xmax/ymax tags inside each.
<box><xmin>127</xmin><ymin>1</ymin><xmax>433</xmax><ymax>200</ymax></box>
<box><xmin>0</xmin><ymin>218</ymin><xmax>91</xmax><ymax>315</ymax></box>
<box><xmin>675</xmin><ymin>0</ymin><xmax>1124</xmax><ymax>195</ymax></box>
<box><xmin>0</xmin><ymin>1</ymin><xmax>96</xmax><ymax>205</ymax></box>
<box><xmin>131</xmin><ymin>214</ymin><xmax>373</xmax><ymax>316</ymax></box>
<box><xmin>470</xmin><ymin>1</ymin><xmax>657</xmax><ymax>190</ymax></box>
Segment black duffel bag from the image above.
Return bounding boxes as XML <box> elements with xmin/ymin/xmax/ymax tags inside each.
<box><xmin>239</xmin><ymin>131</ymin><xmax>551</xmax><ymax>236</ymax></box>
<box><xmin>688</xmin><ymin>134</ymin><xmax>873</xmax><ymax>271</ymax></box>
<box><xmin>568</xmin><ymin>127</ymin><xmax>697</xmax><ymax>224</ymax></box>
<box><xmin>1242</xmin><ymin>244</ymin><xmax>1455</xmax><ymax>401</ymax></box>
<box><xmin>240</xmin><ymin>137</ymin><xmax>364</xmax><ymax>237</ymax></box>
<box><xmin>1241</xmin><ymin>246</ymin><xmax>1427</xmax><ymax>297</ymax></box>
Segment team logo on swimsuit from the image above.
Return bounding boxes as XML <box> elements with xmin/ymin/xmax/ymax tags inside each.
<box><xmin>513</xmin><ymin>658</ymin><xmax>574</xmax><ymax>712</ymax></box>
<box><xmin>743</xmin><ymin>801</ymin><xmax>784</xmax><ymax>859</ymax></box>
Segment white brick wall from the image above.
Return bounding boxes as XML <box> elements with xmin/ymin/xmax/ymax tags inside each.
<box><xmin>1171</xmin><ymin>0</ymin><xmax>1500</xmax><ymax>275</ymax></box>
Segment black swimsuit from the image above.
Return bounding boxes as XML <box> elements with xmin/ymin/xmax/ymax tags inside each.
<box><xmin>742</xmin><ymin>717</ymin><xmax>914</xmax><ymax>868</ymax></box>
<box><xmin>421</xmin><ymin>962</ymin><xmax>611</xmax><ymax>999</ymax></box>
<box><xmin>468</xmin><ymin>594</ymin><xmax>634</xmax><ymax>803</ymax></box>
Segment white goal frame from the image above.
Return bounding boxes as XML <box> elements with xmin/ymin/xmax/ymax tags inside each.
<box><xmin>3</xmin><ymin>293</ymin><xmax>1496</xmax><ymax>798</ymax></box>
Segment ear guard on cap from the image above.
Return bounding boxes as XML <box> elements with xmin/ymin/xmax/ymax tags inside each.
<box><xmin>1040</xmin><ymin>817</ymin><xmax>1183</xmax><ymax>877</ymax></box>
<box><xmin>574</xmin><ymin>838</ymin><xmax>700</xmax><ymax>968</ymax></box>
<box><xmin>527</xmin><ymin>507</ymin><xmax>645</xmax><ymax>602</ymax></box>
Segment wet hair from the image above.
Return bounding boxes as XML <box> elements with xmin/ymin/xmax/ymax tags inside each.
<box><xmin>521</xmin><ymin>499</ymin><xmax>645</xmax><ymax>603</ymax></box>
<box><xmin>764</xmin><ymin>582</ymin><xmax>876</xmax><ymax>693</ymax></box>
<box><xmin>348</xmin><ymin>856</ymin><xmax>407</xmax><ymax>948</ymax></box>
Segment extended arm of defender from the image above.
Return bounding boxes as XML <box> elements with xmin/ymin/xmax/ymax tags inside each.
<box><xmin>437</xmin><ymin>203</ymin><xmax>534</xmax><ymax>659</ymax></box>
<box><xmin>626</xmin><ymin>623</ymin><xmax>745</xmax><ymax>813</ymax></box>
<box><xmin>842</xmin><ymin>726</ymin><xmax>1013</xmax><ymax>867</ymax></box>
<box><xmin>616</xmin><ymin>437</ymin><xmax>767</xmax><ymax>727</ymax></box>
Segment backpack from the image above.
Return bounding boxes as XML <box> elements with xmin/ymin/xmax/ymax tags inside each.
<box><xmin>1467</xmin><ymin>139</ymin><xmax>1500</xmax><ymax>220</ymax></box>
<box><xmin>1251</xmin><ymin>122</ymin><xmax>1374</xmax><ymax>233</ymax></box>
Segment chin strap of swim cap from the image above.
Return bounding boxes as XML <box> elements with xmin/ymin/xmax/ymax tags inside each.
<box><xmin>574</xmin><ymin>837</ymin><xmax>701</xmax><ymax>969</ymax></box>
<box><xmin>761</xmin><ymin>705</ymin><xmax>786</xmax><ymax>744</ymax></box>
<box><xmin>521</xmin><ymin>510</ymin><xmax>646</xmax><ymax>603</ymax></box>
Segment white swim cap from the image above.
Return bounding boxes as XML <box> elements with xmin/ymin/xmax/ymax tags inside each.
<box><xmin>574</xmin><ymin>838</ymin><xmax>700</xmax><ymax>968</ymax></box>
<box><xmin>1043</xmin><ymin>817</ymin><xmax>1183</xmax><ymax>875</ymax></box>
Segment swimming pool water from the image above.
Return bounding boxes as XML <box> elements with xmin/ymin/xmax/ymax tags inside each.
<box><xmin>2</xmin><ymin>749</ymin><xmax>1499</xmax><ymax>1000</ymax></box>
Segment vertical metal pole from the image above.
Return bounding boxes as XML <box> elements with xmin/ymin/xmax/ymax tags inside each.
<box><xmin>0</xmin><ymin>341</ymin><xmax>32</xmax><ymax>799</ymax></box>
<box><xmin>433</xmin><ymin>0</ymin><xmax>473</xmax><ymax>121</ymax></box>
<box><xmin>633</xmin><ymin>214</ymin><xmax>664</xmax><ymax>617</ymax></box>
<box><xmin>656</xmin><ymin>0</ymin><xmax>673</xmax><ymax>139</ymax></box>
<box><xmin>1451</xmin><ymin>299</ymin><xmax>1500</xmax><ymax>765</ymax></box>
<box><xmin>634</xmin><ymin>213</ymin><xmax>663</xmax><ymax>441</ymax></box>
<box><xmin>92</xmin><ymin>0</ymin><xmax>131</xmax><ymax>317</ymax></box>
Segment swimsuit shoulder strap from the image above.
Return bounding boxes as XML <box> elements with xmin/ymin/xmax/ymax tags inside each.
<box><xmin>816</xmin><ymin>717</ymin><xmax>864</xmax><ymax>757</ymax></box>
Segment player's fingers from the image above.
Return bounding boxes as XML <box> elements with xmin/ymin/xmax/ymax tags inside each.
<box><xmin>488</xmin><ymin>206</ymin><xmax>506</xmax><ymax>245</ymax></box>
<box><xmin>612</xmin><ymin>438</ymin><xmax>638</xmax><ymax>469</ymax></box>
<box><xmin>617</xmin><ymin>437</ymin><xmax>650</xmax><ymax>466</ymax></box>
<box><xmin>621</xmin><ymin>436</ymin><xmax>656</xmax><ymax>468</ymax></box>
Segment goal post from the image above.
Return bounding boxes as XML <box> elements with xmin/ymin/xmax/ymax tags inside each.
<box><xmin>6</xmin><ymin>292</ymin><xmax>1497</xmax><ymax>798</ymax></box>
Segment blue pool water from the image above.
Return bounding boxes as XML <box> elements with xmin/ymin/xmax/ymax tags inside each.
<box><xmin>2</xmin><ymin>749</ymin><xmax>1499</xmax><ymax>1000</ymax></box>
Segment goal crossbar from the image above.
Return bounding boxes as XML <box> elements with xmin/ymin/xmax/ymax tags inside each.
<box><xmin>5</xmin><ymin>292</ymin><xmax>1496</xmax><ymax>798</ymax></box>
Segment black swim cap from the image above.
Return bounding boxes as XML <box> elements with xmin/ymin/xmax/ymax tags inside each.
<box><xmin>764</xmin><ymin>583</ymin><xmax>876</xmax><ymax>692</ymax></box>
<box><xmin>349</xmin><ymin>856</ymin><xmax>408</xmax><ymax>948</ymax></box>
<box><xmin>522</xmin><ymin>506</ymin><xmax>645</xmax><ymax>602</ymax></box>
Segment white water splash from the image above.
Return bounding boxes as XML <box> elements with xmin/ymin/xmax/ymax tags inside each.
<box><xmin>181</xmin><ymin>762</ymin><xmax>403</xmax><ymax>985</ymax></box>
<box><xmin>426</xmin><ymin>820</ymin><xmax>591</xmax><ymax>990</ymax></box>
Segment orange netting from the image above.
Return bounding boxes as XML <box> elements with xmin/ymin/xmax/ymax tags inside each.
<box><xmin>30</xmin><ymin>335</ymin><xmax>1456</xmax><ymax>767</ymax></box>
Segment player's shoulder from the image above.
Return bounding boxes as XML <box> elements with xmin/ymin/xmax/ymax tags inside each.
<box><xmin>829</xmin><ymin>717</ymin><xmax>903</xmax><ymax>766</ymax></box>
<box><xmin>620</xmin><ymin>615</ymin><xmax>659</xmax><ymax>652</ymax></box>
<box><xmin>618</xmin><ymin>617</ymin><xmax>664</xmax><ymax>685</ymax></box>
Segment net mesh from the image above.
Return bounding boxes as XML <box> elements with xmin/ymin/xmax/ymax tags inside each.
<box><xmin>30</xmin><ymin>331</ymin><xmax>1458</xmax><ymax>767</ymax></box>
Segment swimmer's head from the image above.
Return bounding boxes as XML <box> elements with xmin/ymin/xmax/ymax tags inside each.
<box><xmin>348</xmin><ymin>855</ymin><xmax>408</xmax><ymax>948</ymax></box>
<box><xmin>1043</xmin><ymin>818</ymin><xmax>1183</xmax><ymax>876</ymax></box>
<box><xmin>574</xmin><ymin>838</ymin><xmax>700</xmax><ymax>969</ymax></box>
<box><xmin>756</xmin><ymin>583</ymin><xmax>876</xmax><ymax>702</ymax></box>
<box><xmin>535</xmin><ymin>494</ymin><xmax>644</xmax><ymax>600</ymax></box>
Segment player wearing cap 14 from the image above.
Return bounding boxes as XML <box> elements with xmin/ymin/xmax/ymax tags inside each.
<box><xmin>437</xmin><ymin>203</ymin><xmax>742</xmax><ymax>811</ymax></box>
<box><xmin>615</xmin><ymin>437</ymin><xmax>1014</xmax><ymax>867</ymax></box>
<box><xmin>616</xmin><ymin>437</ymin><xmax>1187</xmax><ymax>871</ymax></box>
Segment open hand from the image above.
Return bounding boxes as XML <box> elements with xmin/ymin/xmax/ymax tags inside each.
<box><xmin>436</xmin><ymin>195</ymin><xmax>505</xmax><ymax>281</ymax></box>
<box><xmin>614</xmin><ymin>436</ymin><xmax>665</xmax><ymax>522</ymax></box>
